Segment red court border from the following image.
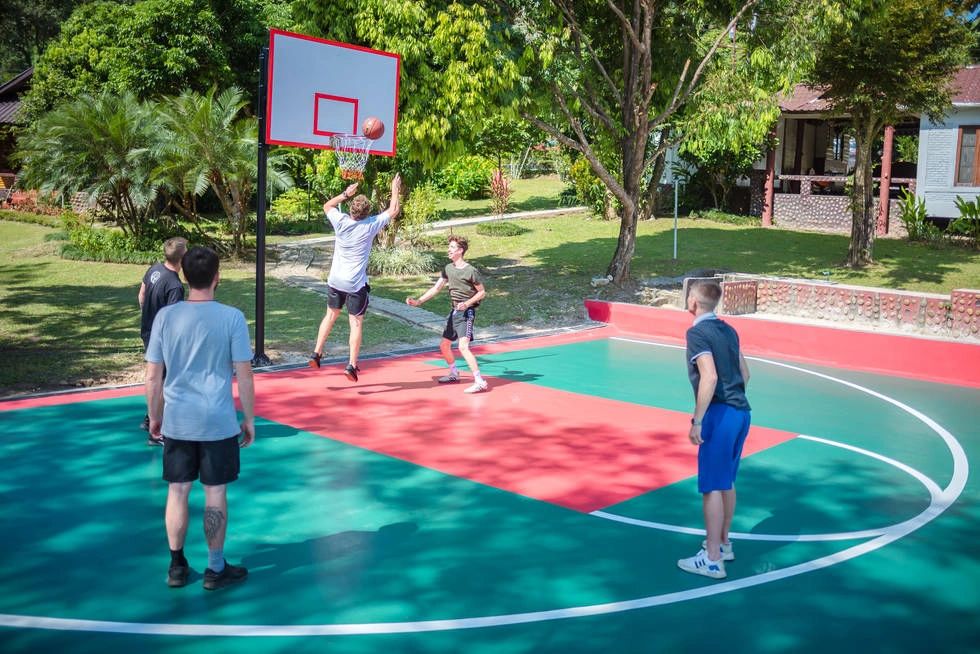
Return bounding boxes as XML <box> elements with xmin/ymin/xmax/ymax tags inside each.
<box><xmin>586</xmin><ymin>300</ymin><xmax>980</xmax><ymax>388</ymax></box>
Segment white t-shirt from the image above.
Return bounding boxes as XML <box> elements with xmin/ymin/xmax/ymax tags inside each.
<box><xmin>326</xmin><ymin>207</ymin><xmax>391</xmax><ymax>293</ymax></box>
<box><xmin>145</xmin><ymin>301</ymin><xmax>253</xmax><ymax>441</ymax></box>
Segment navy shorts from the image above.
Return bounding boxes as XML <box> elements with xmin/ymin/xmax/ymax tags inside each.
<box><xmin>697</xmin><ymin>403</ymin><xmax>751</xmax><ymax>493</ymax></box>
<box><xmin>327</xmin><ymin>284</ymin><xmax>370</xmax><ymax>316</ymax></box>
<box><xmin>163</xmin><ymin>435</ymin><xmax>241</xmax><ymax>486</ymax></box>
<box><xmin>443</xmin><ymin>307</ymin><xmax>476</xmax><ymax>342</ymax></box>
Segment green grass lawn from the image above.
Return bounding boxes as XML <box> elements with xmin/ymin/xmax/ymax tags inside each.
<box><xmin>265</xmin><ymin>174</ymin><xmax>571</xmax><ymax>245</ymax></box>
<box><xmin>3</xmin><ymin>206</ymin><xmax>979</xmax><ymax>394</ymax></box>
<box><xmin>373</xmin><ymin>214</ymin><xmax>980</xmax><ymax>329</ymax></box>
<box><xmin>436</xmin><ymin>174</ymin><xmax>569</xmax><ymax>218</ymax></box>
<box><xmin>0</xmin><ymin>220</ymin><xmax>432</xmax><ymax>395</ymax></box>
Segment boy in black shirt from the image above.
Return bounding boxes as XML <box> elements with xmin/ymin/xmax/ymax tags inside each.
<box><xmin>138</xmin><ymin>237</ymin><xmax>187</xmax><ymax>443</ymax></box>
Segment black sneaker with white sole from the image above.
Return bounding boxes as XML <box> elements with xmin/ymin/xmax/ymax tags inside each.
<box><xmin>203</xmin><ymin>561</ymin><xmax>248</xmax><ymax>590</ymax></box>
<box><xmin>344</xmin><ymin>364</ymin><xmax>360</xmax><ymax>382</ymax></box>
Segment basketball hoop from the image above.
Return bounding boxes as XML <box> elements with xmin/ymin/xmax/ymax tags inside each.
<box><xmin>330</xmin><ymin>134</ymin><xmax>372</xmax><ymax>180</ymax></box>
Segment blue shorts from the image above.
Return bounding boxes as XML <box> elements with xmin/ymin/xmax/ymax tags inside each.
<box><xmin>697</xmin><ymin>403</ymin><xmax>751</xmax><ymax>493</ymax></box>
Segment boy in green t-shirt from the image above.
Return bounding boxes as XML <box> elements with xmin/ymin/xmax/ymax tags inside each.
<box><xmin>406</xmin><ymin>235</ymin><xmax>488</xmax><ymax>393</ymax></box>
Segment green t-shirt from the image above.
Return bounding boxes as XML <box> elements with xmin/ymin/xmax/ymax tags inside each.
<box><xmin>441</xmin><ymin>262</ymin><xmax>483</xmax><ymax>307</ymax></box>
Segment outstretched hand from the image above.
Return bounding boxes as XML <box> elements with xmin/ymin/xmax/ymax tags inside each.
<box><xmin>406</xmin><ymin>297</ymin><xmax>420</xmax><ymax>306</ymax></box>
<box><xmin>344</xmin><ymin>182</ymin><xmax>359</xmax><ymax>198</ymax></box>
<box><xmin>391</xmin><ymin>173</ymin><xmax>402</xmax><ymax>196</ymax></box>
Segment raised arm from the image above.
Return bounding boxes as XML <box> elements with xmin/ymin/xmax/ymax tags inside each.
<box><xmin>386</xmin><ymin>173</ymin><xmax>402</xmax><ymax>219</ymax></box>
<box><xmin>323</xmin><ymin>182</ymin><xmax>359</xmax><ymax>214</ymax></box>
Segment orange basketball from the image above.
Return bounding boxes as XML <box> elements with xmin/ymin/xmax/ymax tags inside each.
<box><xmin>362</xmin><ymin>116</ymin><xmax>385</xmax><ymax>140</ymax></box>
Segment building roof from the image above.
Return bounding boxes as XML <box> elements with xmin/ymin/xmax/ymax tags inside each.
<box><xmin>780</xmin><ymin>66</ymin><xmax>980</xmax><ymax>113</ymax></box>
<box><xmin>0</xmin><ymin>67</ymin><xmax>32</xmax><ymax>125</ymax></box>
<box><xmin>779</xmin><ymin>85</ymin><xmax>831</xmax><ymax>113</ymax></box>
<box><xmin>0</xmin><ymin>101</ymin><xmax>23</xmax><ymax>123</ymax></box>
<box><xmin>952</xmin><ymin>66</ymin><xmax>980</xmax><ymax>106</ymax></box>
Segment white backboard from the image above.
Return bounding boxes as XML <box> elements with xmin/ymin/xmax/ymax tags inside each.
<box><xmin>266</xmin><ymin>29</ymin><xmax>400</xmax><ymax>156</ymax></box>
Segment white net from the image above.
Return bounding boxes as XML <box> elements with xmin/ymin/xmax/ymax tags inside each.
<box><xmin>330</xmin><ymin>134</ymin><xmax>372</xmax><ymax>180</ymax></box>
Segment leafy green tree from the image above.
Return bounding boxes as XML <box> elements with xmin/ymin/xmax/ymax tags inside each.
<box><xmin>0</xmin><ymin>0</ymin><xmax>80</xmax><ymax>80</ymax></box>
<box><xmin>812</xmin><ymin>0</ymin><xmax>971</xmax><ymax>267</ymax></box>
<box><xmin>474</xmin><ymin>116</ymin><xmax>533</xmax><ymax>173</ymax></box>
<box><xmin>155</xmin><ymin>87</ymin><xmax>292</xmax><ymax>257</ymax></box>
<box><xmin>291</xmin><ymin>0</ymin><xmax>525</xmax><ymax>170</ymax></box>
<box><xmin>23</xmin><ymin>0</ymin><xmax>290</xmax><ymax>118</ymax></box>
<box><xmin>676</xmin><ymin>4</ymin><xmax>812</xmax><ymax>211</ymax></box>
<box><xmin>16</xmin><ymin>91</ymin><xmax>162</xmax><ymax>240</ymax></box>
<box><xmin>496</xmin><ymin>0</ymin><xmax>823</xmax><ymax>282</ymax></box>
<box><xmin>22</xmin><ymin>2</ymin><xmax>134</xmax><ymax>119</ymax></box>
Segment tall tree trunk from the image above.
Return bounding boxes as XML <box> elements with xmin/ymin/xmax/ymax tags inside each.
<box><xmin>847</xmin><ymin>118</ymin><xmax>879</xmax><ymax>267</ymax></box>
<box><xmin>607</xmin><ymin>202</ymin><xmax>637</xmax><ymax>282</ymax></box>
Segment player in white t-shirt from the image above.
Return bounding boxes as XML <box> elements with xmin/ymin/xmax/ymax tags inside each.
<box><xmin>308</xmin><ymin>174</ymin><xmax>401</xmax><ymax>381</ymax></box>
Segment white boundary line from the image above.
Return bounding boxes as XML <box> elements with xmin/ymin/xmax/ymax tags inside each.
<box><xmin>0</xmin><ymin>340</ymin><xmax>968</xmax><ymax>636</ymax></box>
<box><xmin>592</xmin><ymin>434</ymin><xmax>944</xmax><ymax>541</ymax></box>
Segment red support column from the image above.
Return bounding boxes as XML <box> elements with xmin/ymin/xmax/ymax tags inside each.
<box><xmin>877</xmin><ymin>125</ymin><xmax>895</xmax><ymax>236</ymax></box>
<box><xmin>762</xmin><ymin>147</ymin><xmax>775</xmax><ymax>227</ymax></box>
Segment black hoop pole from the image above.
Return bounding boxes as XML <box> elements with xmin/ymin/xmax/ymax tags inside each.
<box><xmin>252</xmin><ymin>44</ymin><xmax>272</xmax><ymax>367</ymax></box>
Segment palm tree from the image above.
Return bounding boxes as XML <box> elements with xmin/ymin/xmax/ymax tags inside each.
<box><xmin>156</xmin><ymin>87</ymin><xmax>291</xmax><ymax>257</ymax></box>
<box><xmin>16</xmin><ymin>91</ymin><xmax>161</xmax><ymax>240</ymax></box>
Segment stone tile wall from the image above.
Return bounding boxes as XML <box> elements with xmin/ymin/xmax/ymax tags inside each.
<box><xmin>710</xmin><ymin>275</ymin><xmax>978</xmax><ymax>341</ymax></box>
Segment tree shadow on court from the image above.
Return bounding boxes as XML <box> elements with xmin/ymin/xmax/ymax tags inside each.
<box><xmin>243</xmin><ymin>522</ymin><xmax>419</xmax><ymax>579</ymax></box>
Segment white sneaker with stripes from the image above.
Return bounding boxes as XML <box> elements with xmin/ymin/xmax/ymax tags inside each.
<box><xmin>677</xmin><ymin>548</ymin><xmax>726</xmax><ymax>579</ymax></box>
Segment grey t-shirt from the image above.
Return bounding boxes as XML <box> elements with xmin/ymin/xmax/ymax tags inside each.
<box><xmin>326</xmin><ymin>207</ymin><xmax>391</xmax><ymax>293</ymax></box>
<box><xmin>145</xmin><ymin>301</ymin><xmax>254</xmax><ymax>441</ymax></box>
<box><xmin>441</xmin><ymin>263</ymin><xmax>483</xmax><ymax>307</ymax></box>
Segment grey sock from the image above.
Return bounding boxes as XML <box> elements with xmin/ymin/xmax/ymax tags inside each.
<box><xmin>208</xmin><ymin>550</ymin><xmax>225</xmax><ymax>573</ymax></box>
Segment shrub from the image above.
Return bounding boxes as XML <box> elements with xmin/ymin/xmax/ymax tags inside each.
<box><xmin>267</xmin><ymin>187</ymin><xmax>323</xmax><ymax>235</ymax></box>
<box><xmin>0</xmin><ymin>208</ymin><xmax>61</xmax><ymax>227</ymax></box>
<box><xmin>568</xmin><ymin>156</ymin><xmax>606</xmax><ymax>216</ymax></box>
<box><xmin>60</xmin><ymin>213</ymin><xmax>158</xmax><ymax>262</ymax></box>
<box><xmin>368</xmin><ymin>245</ymin><xmax>438</xmax><ymax>276</ymax></box>
<box><xmin>60</xmin><ymin>243</ymin><xmax>158</xmax><ymax>264</ymax></box>
<box><xmin>434</xmin><ymin>156</ymin><xmax>495</xmax><ymax>199</ymax></box>
<box><xmin>690</xmin><ymin>209</ymin><xmax>760</xmax><ymax>226</ymax></box>
<box><xmin>399</xmin><ymin>183</ymin><xmax>443</xmax><ymax>248</ymax></box>
<box><xmin>489</xmin><ymin>169</ymin><xmax>513</xmax><ymax>215</ymax></box>
<box><xmin>951</xmin><ymin>195</ymin><xmax>980</xmax><ymax>247</ymax></box>
<box><xmin>897</xmin><ymin>188</ymin><xmax>943</xmax><ymax>243</ymax></box>
<box><xmin>476</xmin><ymin>221</ymin><xmax>529</xmax><ymax>237</ymax></box>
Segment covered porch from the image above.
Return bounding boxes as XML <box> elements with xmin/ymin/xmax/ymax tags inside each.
<box><xmin>749</xmin><ymin>85</ymin><xmax>918</xmax><ymax>236</ymax></box>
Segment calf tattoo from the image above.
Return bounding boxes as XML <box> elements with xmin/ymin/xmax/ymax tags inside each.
<box><xmin>204</xmin><ymin>506</ymin><xmax>225</xmax><ymax>543</ymax></box>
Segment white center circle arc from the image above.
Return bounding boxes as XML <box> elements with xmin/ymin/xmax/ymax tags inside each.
<box><xmin>0</xmin><ymin>340</ymin><xmax>968</xmax><ymax>636</ymax></box>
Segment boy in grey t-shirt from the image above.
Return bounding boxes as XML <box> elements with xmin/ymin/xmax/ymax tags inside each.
<box><xmin>308</xmin><ymin>175</ymin><xmax>402</xmax><ymax>382</ymax></box>
<box><xmin>145</xmin><ymin>246</ymin><xmax>255</xmax><ymax>591</ymax></box>
<box><xmin>406</xmin><ymin>235</ymin><xmax>489</xmax><ymax>393</ymax></box>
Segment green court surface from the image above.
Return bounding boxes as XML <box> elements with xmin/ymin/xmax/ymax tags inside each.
<box><xmin>0</xmin><ymin>334</ymin><xmax>977</xmax><ymax>653</ymax></box>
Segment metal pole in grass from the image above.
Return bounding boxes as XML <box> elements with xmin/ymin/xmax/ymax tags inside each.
<box><xmin>671</xmin><ymin>148</ymin><xmax>679</xmax><ymax>260</ymax></box>
<box><xmin>252</xmin><ymin>45</ymin><xmax>272</xmax><ymax>367</ymax></box>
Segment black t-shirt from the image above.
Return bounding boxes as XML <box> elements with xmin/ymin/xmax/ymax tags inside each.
<box><xmin>140</xmin><ymin>263</ymin><xmax>184</xmax><ymax>346</ymax></box>
<box><xmin>685</xmin><ymin>314</ymin><xmax>750</xmax><ymax>410</ymax></box>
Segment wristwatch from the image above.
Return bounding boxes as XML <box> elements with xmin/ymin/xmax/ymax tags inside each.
<box><xmin>691</xmin><ymin>417</ymin><xmax>702</xmax><ymax>426</ymax></box>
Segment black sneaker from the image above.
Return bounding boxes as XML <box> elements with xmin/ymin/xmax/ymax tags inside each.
<box><xmin>140</xmin><ymin>415</ymin><xmax>150</xmax><ymax>432</ymax></box>
<box><xmin>147</xmin><ymin>436</ymin><xmax>164</xmax><ymax>446</ymax></box>
<box><xmin>167</xmin><ymin>563</ymin><xmax>190</xmax><ymax>588</ymax></box>
<box><xmin>308</xmin><ymin>352</ymin><xmax>321</xmax><ymax>369</ymax></box>
<box><xmin>203</xmin><ymin>561</ymin><xmax>248</xmax><ymax>591</ymax></box>
<box><xmin>344</xmin><ymin>364</ymin><xmax>360</xmax><ymax>382</ymax></box>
